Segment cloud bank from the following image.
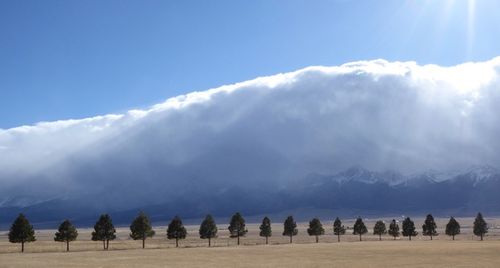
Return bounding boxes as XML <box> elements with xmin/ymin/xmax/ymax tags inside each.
<box><xmin>1</xmin><ymin>58</ymin><xmax>500</xmax><ymax>209</ymax></box>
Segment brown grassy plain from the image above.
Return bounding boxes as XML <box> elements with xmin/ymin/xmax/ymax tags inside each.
<box><xmin>0</xmin><ymin>217</ymin><xmax>499</xmax><ymax>267</ymax></box>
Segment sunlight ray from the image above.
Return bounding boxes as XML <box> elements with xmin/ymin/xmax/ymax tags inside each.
<box><xmin>466</xmin><ymin>0</ymin><xmax>476</xmax><ymax>58</ymax></box>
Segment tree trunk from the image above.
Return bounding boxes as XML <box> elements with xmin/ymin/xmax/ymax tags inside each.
<box><xmin>176</xmin><ymin>238</ymin><xmax>179</xmax><ymax>248</ymax></box>
<box><xmin>393</xmin><ymin>236</ymin><xmax>396</xmax><ymax>240</ymax></box>
<box><xmin>106</xmin><ymin>239</ymin><xmax>109</xmax><ymax>250</ymax></box>
<box><xmin>103</xmin><ymin>240</ymin><xmax>106</xmax><ymax>250</ymax></box>
<box><xmin>265</xmin><ymin>236</ymin><xmax>268</xmax><ymax>245</ymax></box>
<box><xmin>142</xmin><ymin>238</ymin><xmax>145</xmax><ymax>249</ymax></box>
<box><xmin>21</xmin><ymin>241</ymin><xmax>24</xmax><ymax>253</ymax></box>
<box><xmin>237</xmin><ymin>233</ymin><xmax>240</xmax><ymax>245</ymax></box>
<box><xmin>337</xmin><ymin>234</ymin><xmax>340</xmax><ymax>242</ymax></box>
<box><xmin>409</xmin><ymin>235</ymin><xmax>412</xmax><ymax>241</ymax></box>
<box><xmin>289</xmin><ymin>235</ymin><xmax>292</xmax><ymax>244</ymax></box>
<box><xmin>430</xmin><ymin>235</ymin><xmax>433</xmax><ymax>240</ymax></box>
<box><xmin>379</xmin><ymin>234</ymin><xmax>382</xmax><ymax>241</ymax></box>
<box><xmin>481</xmin><ymin>234</ymin><xmax>483</xmax><ymax>241</ymax></box>
<box><xmin>209</xmin><ymin>237</ymin><xmax>211</xmax><ymax>247</ymax></box>
<box><xmin>316</xmin><ymin>235</ymin><xmax>319</xmax><ymax>243</ymax></box>
<box><xmin>359</xmin><ymin>234</ymin><xmax>362</xmax><ymax>241</ymax></box>
<box><xmin>66</xmin><ymin>240</ymin><xmax>70</xmax><ymax>252</ymax></box>
<box><xmin>452</xmin><ymin>235</ymin><xmax>455</xmax><ymax>240</ymax></box>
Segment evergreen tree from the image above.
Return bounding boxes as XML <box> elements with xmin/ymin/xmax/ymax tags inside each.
<box><xmin>388</xmin><ymin>219</ymin><xmax>400</xmax><ymax>240</ymax></box>
<box><xmin>54</xmin><ymin>219</ymin><xmax>78</xmax><ymax>252</ymax></box>
<box><xmin>422</xmin><ymin>214</ymin><xmax>438</xmax><ymax>240</ymax></box>
<box><xmin>8</xmin><ymin>214</ymin><xmax>36</xmax><ymax>252</ymax></box>
<box><xmin>228</xmin><ymin>212</ymin><xmax>247</xmax><ymax>245</ymax></box>
<box><xmin>402</xmin><ymin>217</ymin><xmax>418</xmax><ymax>241</ymax></box>
<box><xmin>129</xmin><ymin>212</ymin><xmax>155</xmax><ymax>248</ymax></box>
<box><xmin>473</xmin><ymin>212</ymin><xmax>488</xmax><ymax>241</ymax></box>
<box><xmin>282</xmin><ymin>216</ymin><xmax>298</xmax><ymax>243</ymax></box>
<box><xmin>167</xmin><ymin>216</ymin><xmax>187</xmax><ymax>248</ymax></box>
<box><xmin>445</xmin><ymin>217</ymin><xmax>460</xmax><ymax>240</ymax></box>
<box><xmin>352</xmin><ymin>217</ymin><xmax>368</xmax><ymax>241</ymax></box>
<box><xmin>307</xmin><ymin>218</ymin><xmax>325</xmax><ymax>243</ymax></box>
<box><xmin>333</xmin><ymin>217</ymin><xmax>346</xmax><ymax>242</ymax></box>
<box><xmin>259</xmin><ymin>216</ymin><xmax>272</xmax><ymax>245</ymax></box>
<box><xmin>91</xmin><ymin>214</ymin><xmax>116</xmax><ymax>250</ymax></box>
<box><xmin>373</xmin><ymin>220</ymin><xmax>387</xmax><ymax>241</ymax></box>
<box><xmin>199</xmin><ymin>214</ymin><xmax>218</xmax><ymax>247</ymax></box>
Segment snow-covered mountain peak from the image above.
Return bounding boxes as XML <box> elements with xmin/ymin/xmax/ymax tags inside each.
<box><xmin>333</xmin><ymin>166</ymin><xmax>404</xmax><ymax>185</ymax></box>
<box><xmin>325</xmin><ymin>165</ymin><xmax>500</xmax><ymax>187</ymax></box>
<box><xmin>462</xmin><ymin>165</ymin><xmax>500</xmax><ymax>185</ymax></box>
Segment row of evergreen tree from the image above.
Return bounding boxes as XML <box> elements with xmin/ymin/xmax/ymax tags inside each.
<box><xmin>7</xmin><ymin>212</ymin><xmax>489</xmax><ymax>252</ymax></box>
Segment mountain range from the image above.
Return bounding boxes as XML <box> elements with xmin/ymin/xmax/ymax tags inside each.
<box><xmin>1</xmin><ymin>165</ymin><xmax>499</xmax><ymax>227</ymax></box>
<box><xmin>287</xmin><ymin>165</ymin><xmax>500</xmax><ymax>215</ymax></box>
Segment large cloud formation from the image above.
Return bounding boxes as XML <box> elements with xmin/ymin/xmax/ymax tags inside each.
<box><xmin>1</xmin><ymin>58</ymin><xmax>500</xmax><ymax>210</ymax></box>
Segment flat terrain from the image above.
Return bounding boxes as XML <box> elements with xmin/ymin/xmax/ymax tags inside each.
<box><xmin>1</xmin><ymin>240</ymin><xmax>500</xmax><ymax>268</ymax></box>
<box><xmin>0</xmin><ymin>217</ymin><xmax>499</xmax><ymax>267</ymax></box>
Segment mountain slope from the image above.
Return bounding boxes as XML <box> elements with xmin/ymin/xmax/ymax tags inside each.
<box><xmin>1</xmin><ymin>166</ymin><xmax>499</xmax><ymax>226</ymax></box>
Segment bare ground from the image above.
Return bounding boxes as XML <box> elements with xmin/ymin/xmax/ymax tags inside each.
<box><xmin>0</xmin><ymin>217</ymin><xmax>499</xmax><ymax>267</ymax></box>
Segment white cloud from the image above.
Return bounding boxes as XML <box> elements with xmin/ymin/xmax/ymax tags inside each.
<box><xmin>1</xmin><ymin>57</ymin><xmax>500</xmax><ymax>208</ymax></box>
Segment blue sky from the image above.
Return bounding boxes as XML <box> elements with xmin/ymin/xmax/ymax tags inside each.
<box><xmin>1</xmin><ymin>0</ymin><xmax>499</xmax><ymax>128</ymax></box>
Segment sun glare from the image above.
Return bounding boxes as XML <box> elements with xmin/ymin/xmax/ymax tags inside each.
<box><xmin>466</xmin><ymin>0</ymin><xmax>476</xmax><ymax>56</ymax></box>
<box><xmin>445</xmin><ymin>0</ymin><xmax>476</xmax><ymax>56</ymax></box>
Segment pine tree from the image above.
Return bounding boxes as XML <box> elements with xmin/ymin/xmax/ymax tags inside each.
<box><xmin>282</xmin><ymin>216</ymin><xmax>298</xmax><ymax>243</ymax></box>
<box><xmin>228</xmin><ymin>212</ymin><xmax>247</xmax><ymax>246</ymax></box>
<box><xmin>352</xmin><ymin>217</ymin><xmax>368</xmax><ymax>241</ymax></box>
<box><xmin>54</xmin><ymin>219</ymin><xmax>78</xmax><ymax>252</ymax></box>
<box><xmin>333</xmin><ymin>217</ymin><xmax>346</xmax><ymax>242</ymax></box>
<box><xmin>199</xmin><ymin>214</ymin><xmax>218</xmax><ymax>247</ymax></box>
<box><xmin>167</xmin><ymin>216</ymin><xmax>187</xmax><ymax>248</ymax></box>
<box><xmin>473</xmin><ymin>212</ymin><xmax>488</xmax><ymax>241</ymax></box>
<box><xmin>422</xmin><ymin>214</ymin><xmax>438</xmax><ymax>240</ymax></box>
<box><xmin>129</xmin><ymin>212</ymin><xmax>155</xmax><ymax>248</ymax></box>
<box><xmin>445</xmin><ymin>217</ymin><xmax>460</xmax><ymax>240</ymax></box>
<box><xmin>259</xmin><ymin>216</ymin><xmax>272</xmax><ymax>245</ymax></box>
<box><xmin>307</xmin><ymin>218</ymin><xmax>325</xmax><ymax>243</ymax></box>
<box><xmin>91</xmin><ymin>214</ymin><xmax>116</xmax><ymax>250</ymax></box>
<box><xmin>8</xmin><ymin>214</ymin><xmax>36</xmax><ymax>252</ymax></box>
<box><xmin>402</xmin><ymin>217</ymin><xmax>418</xmax><ymax>241</ymax></box>
<box><xmin>388</xmin><ymin>219</ymin><xmax>400</xmax><ymax>240</ymax></box>
<box><xmin>373</xmin><ymin>220</ymin><xmax>386</xmax><ymax>241</ymax></box>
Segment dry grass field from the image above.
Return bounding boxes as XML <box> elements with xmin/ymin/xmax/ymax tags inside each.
<box><xmin>1</xmin><ymin>217</ymin><xmax>499</xmax><ymax>267</ymax></box>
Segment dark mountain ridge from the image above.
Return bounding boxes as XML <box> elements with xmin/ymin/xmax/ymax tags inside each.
<box><xmin>1</xmin><ymin>165</ymin><xmax>499</xmax><ymax>228</ymax></box>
